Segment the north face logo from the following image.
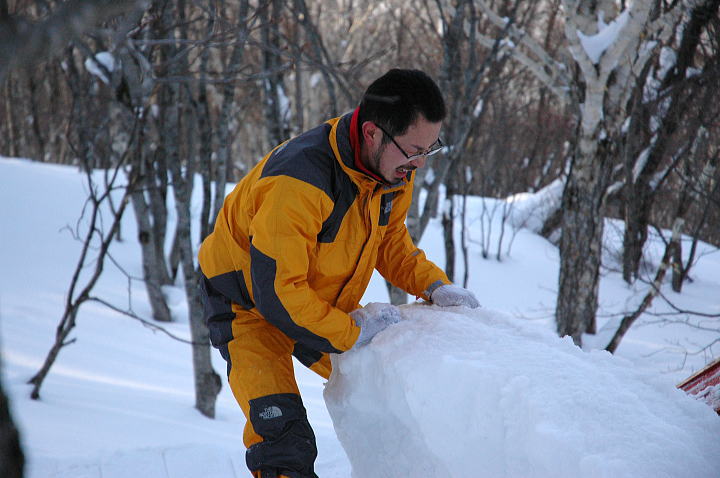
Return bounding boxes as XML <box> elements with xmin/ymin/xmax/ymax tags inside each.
<box><xmin>259</xmin><ymin>406</ymin><xmax>283</xmax><ymax>420</ymax></box>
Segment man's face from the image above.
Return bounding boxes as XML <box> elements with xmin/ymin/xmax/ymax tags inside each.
<box><xmin>364</xmin><ymin>117</ymin><xmax>442</xmax><ymax>185</ymax></box>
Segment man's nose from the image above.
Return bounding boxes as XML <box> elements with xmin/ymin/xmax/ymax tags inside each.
<box><xmin>409</xmin><ymin>155</ymin><xmax>427</xmax><ymax>169</ymax></box>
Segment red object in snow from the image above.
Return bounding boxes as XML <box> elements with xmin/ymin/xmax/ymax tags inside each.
<box><xmin>677</xmin><ymin>357</ymin><xmax>720</xmax><ymax>415</ymax></box>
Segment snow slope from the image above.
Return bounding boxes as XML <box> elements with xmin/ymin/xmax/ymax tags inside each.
<box><xmin>1</xmin><ymin>158</ymin><xmax>719</xmax><ymax>477</ymax></box>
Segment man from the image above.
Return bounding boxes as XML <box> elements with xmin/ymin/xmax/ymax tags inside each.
<box><xmin>198</xmin><ymin>68</ymin><xmax>479</xmax><ymax>478</ymax></box>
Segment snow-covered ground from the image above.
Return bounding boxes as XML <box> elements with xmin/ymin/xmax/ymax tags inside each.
<box><xmin>1</xmin><ymin>158</ymin><xmax>719</xmax><ymax>477</ymax></box>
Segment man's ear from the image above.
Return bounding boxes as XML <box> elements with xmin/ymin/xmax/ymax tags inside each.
<box><xmin>361</xmin><ymin>121</ymin><xmax>379</xmax><ymax>145</ymax></box>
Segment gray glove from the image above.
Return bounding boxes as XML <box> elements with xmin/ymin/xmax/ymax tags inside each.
<box><xmin>350</xmin><ymin>302</ymin><xmax>402</xmax><ymax>347</ymax></box>
<box><xmin>430</xmin><ymin>284</ymin><xmax>480</xmax><ymax>308</ymax></box>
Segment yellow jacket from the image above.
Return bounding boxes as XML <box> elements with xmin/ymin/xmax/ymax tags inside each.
<box><xmin>198</xmin><ymin>112</ymin><xmax>449</xmax><ymax>354</ymax></box>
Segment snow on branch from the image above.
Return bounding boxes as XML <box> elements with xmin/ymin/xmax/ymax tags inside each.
<box><xmin>562</xmin><ymin>1</ymin><xmax>602</xmax><ymax>83</ymax></box>
<box><xmin>84</xmin><ymin>51</ymin><xmax>117</xmax><ymax>84</ymax></box>
<box><xmin>599</xmin><ymin>2</ymin><xmax>654</xmax><ymax>76</ymax></box>
<box><xmin>577</xmin><ymin>10</ymin><xmax>629</xmax><ymax>65</ymax></box>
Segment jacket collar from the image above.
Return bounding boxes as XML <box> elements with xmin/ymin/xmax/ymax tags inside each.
<box><xmin>332</xmin><ymin>111</ymin><xmax>412</xmax><ymax>193</ymax></box>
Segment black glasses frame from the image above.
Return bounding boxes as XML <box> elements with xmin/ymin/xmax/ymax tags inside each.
<box><xmin>375</xmin><ymin>123</ymin><xmax>444</xmax><ymax>160</ymax></box>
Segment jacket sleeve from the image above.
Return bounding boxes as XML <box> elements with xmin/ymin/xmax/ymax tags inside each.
<box><xmin>375</xmin><ymin>180</ymin><xmax>450</xmax><ymax>300</ymax></box>
<box><xmin>248</xmin><ymin>174</ymin><xmax>360</xmax><ymax>353</ymax></box>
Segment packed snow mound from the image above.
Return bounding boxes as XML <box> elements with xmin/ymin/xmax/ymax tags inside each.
<box><xmin>507</xmin><ymin>178</ymin><xmax>563</xmax><ymax>234</ymax></box>
<box><xmin>324</xmin><ymin>305</ymin><xmax>720</xmax><ymax>478</ymax></box>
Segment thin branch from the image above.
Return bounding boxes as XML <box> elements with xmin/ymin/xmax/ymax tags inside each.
<box><xmin>653</xmin><ymin>288</ymin><xmax>720</xmax><ymax>318</ymax></box>
<box><xmin>476</xmin><ymin>0</ymin><xmax>570</xmax><ymax>93</ymax></box>
<box><xmin>605</xmin><ymin>217</ymin><xmax>683</xmax><ymax>353</ymax></box>
<box><xmin>87</xmin><ymin>297</ymin><xmax>198</xmax><ymax>345</ymax></box>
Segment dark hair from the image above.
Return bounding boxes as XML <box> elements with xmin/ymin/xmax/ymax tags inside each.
<box><xmin>357</xmin><ymin>69</ymin><xmax>446</xmax><ymax>144</ymax></box>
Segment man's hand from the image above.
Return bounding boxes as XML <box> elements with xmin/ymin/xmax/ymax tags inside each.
<box><xmin>350</xmin><ymin>302</ymin><xmax>402</xmax><ymax>347</ymax></box>
<box><xmin>430</xmin><ymin>284</ymin><xmax>480</xmax><ymax>308</ymax></box>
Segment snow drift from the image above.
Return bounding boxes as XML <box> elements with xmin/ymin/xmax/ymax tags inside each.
<box><xmin>324</xmin><ymin>305</ymin><xmax>720</xmax><ymax>478</ymax></box>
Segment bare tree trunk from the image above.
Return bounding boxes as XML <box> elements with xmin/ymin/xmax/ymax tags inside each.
<box><xmin>3</xmin><ymin>76</ymin><xmax>18</xmax><ymax>158</ymax></box>
<box><xmin>386</xmin><ymin>281</ymin><xmax>408</xmax><ymax>305</ymax></box>
<box><xmin>260</xmin><ymin>0</ymin><xmax>290</xmax><ymax>147</ymax></box>
<box><xmin>161</xmin><ymin>0</ymin><xmax>221</xmax><ymax>418</ymax></box>
<box><xmin>673</xmin><ymin>197</ymin><xmax>714</xmax><ymax>293</ymax></box>
<box><xmin>169</xmin><ymin>154</ymin><xmax>222</xmax><ymax>417</ymax></box>
<box><xmin>442</xmin><ymin>196</ymin><xmax>456</xmax><ymax>283</ymax></box>
<box><xmin>190</xmin><ymin>0</ymin><xmax>217</xmax><ymax>244</ymax></box>
<box><xmin>47</xmin><ymin>61</ymin><xmax>67</xmax><ymax>163</ymax></box>
<box><xmin>27</xmin><ymin>72</ymin><xmax>46</xmax><ymax>160</ymax></box>
<box><xmin>556</xmin><ymin>138</ymin><xmax>613</xmax><ymax>343</ymax></box>
<box><xmin>0</xmin><ymin>356</ymin><xmax>24</xmax><ymax>478</ymax></box>
<box><xmin>211</xmin><ymin>0</ymin><xmax>250</xmax><ymax>226</ymax></box>
<box><xmin>63</xmin><ymin>44</ymin><xmax>93</xmax><ymax>163</ymax></box>
<box><xmin>9</xmin><ymin>72</ymin><xmax>31</xmax><ymax>159</ymax></box>
<box><xmin>622</xmin><ymin>185</ymin><xmax>652</xmax><ymax>283</ymax></box>
<box><xmin>124</xmin><ymin>54</ymin><xmax>171</xmax><ymax>319</ymax></box>
<box><xmin>148</xmin><ymin>154</ymin><xmax>171</xmax><ymax>276</ymax></box>
<box><xmin>196</xmin><ymin>64</ymin><xmax>214</xmax><ymax>241</ymax></box>
<box><xmin>671</xmin><ymin>238</ymin><xmax>684</xmax><ymax>293</ymax></box>
<box><xmin>110</xmin><ymin>8</ymin><xmax>174</xmax><ymax>322</ymax></box>
<box><xmin>290</xmin><ymin>13</ymin><xmax>305</xmax><ymax>135</ymax></box>
<box><xmin>461</xmin><ymin>189</ymin><xmax>470</xmax><ymax>287</ymax></box>
<box><xmin>672</xmin><ymin>137</ymin><xmax>717</xmax><ymax>292</ymax></box>
<box><xmin>131</xmin><ymin>188</ymin><xmax>172</xmax><ymax>322</ymax></box>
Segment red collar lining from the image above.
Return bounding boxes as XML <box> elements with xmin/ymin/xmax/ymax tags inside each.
<box><xmin>350</xmin><ymin>107</ymin><xmax>384</xmax><ymax>182</ymax></box>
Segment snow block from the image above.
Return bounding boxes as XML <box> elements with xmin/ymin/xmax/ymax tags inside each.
<box><xmin>324</xmin><ymin>305</ymin><xmax>720</xmax><ymax>478</ymax></box>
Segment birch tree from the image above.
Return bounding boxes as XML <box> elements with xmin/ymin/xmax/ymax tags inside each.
<box><xmin>472</xmin><ymin>0</ymin><xmax>682</xmax><ymax>344</ymax></box>
<box><xmin>554</xmin><ymin>0</ymin><xmax>673</xmax><ymax>343</ymax></box>
<box><xmin>555</xmin><ymin>1</ymin><xmax>718</xmax><ymax>343</ymax></box>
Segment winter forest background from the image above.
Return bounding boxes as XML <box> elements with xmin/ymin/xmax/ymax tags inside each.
<box><xmin>1</xmin><ymin>0</ymin><xmax>719</xmax><ymax>476</ymax></box>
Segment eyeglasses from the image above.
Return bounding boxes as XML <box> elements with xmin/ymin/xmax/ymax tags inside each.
<box><xmin>375</xmin><ymin>123</ymin><xmax>444</xmax><ymax>160</ymax></box>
